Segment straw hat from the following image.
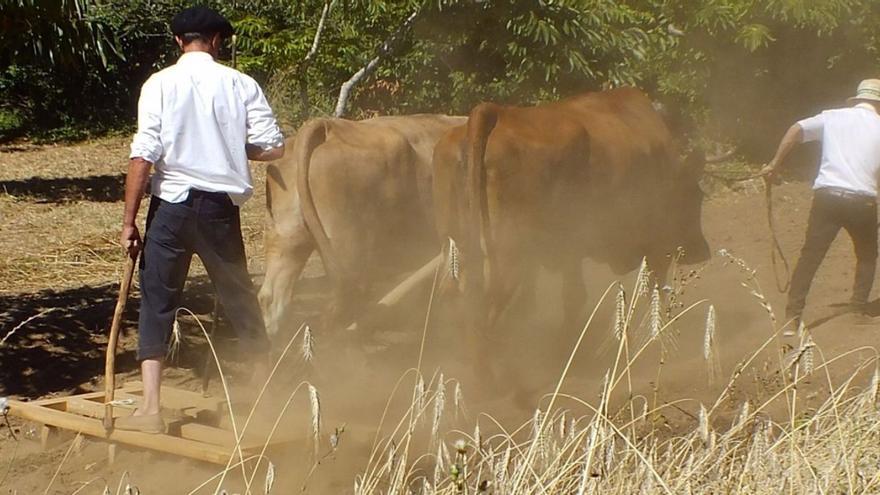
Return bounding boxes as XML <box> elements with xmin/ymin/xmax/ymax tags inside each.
<box><xmin>848</xmin><ymin>79</ymin><xmax>880</xmax><ymax>104</ymax></box>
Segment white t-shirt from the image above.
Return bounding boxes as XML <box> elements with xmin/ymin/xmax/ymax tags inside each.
<box><xmin>797</xmin><ymin>103</ymin><xmax>880</xmax><ymax>197</ymax></box>
<box><xmin>129</xmin><ymin>52</ymin><xmax>284</xmax><ymax>206</ymax></box>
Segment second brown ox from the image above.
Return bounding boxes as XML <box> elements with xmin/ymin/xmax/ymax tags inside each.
<box><xmin>259</xmin><ymin>114</ymin><xmax>466</xmax><ymax>339</ymax></box>
<box><xmin>433</xmin><ymin>87</ymin><xmax>711</xmax><ymax>334</ymax></box>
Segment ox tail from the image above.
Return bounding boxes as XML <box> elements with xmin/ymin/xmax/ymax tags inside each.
<box><xmin>295</xmin><ymin>119</ymin><xmax>341</xmax><ymax>281</ymax></box>
<box><xmin>464</xmin><ymin>103</ymin><xmax>500</xmax><ymax>293</ymax></box>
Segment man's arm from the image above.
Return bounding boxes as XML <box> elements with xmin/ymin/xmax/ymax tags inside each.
<box><xmin>121</xmin><ymin>158</ymin><xmax>152</xmax><ymax>257</ymax></box>
<box><xmin>761</xmin><ymin>124</ymin><xmax>804</xmax><ymax>177</ymax></box>
<box><xmin>240</xmin><ymin>75</ymin><xmax>285</xmax><ymax>161</ymax></box>
<box><xmin>246</xmin><ymin>142</ymin><xmax>285</xmax><ymax>161</ymax></box>
<box><xmin>124</xmin><ymin>75</ymin><xmax>163</xmax><ymax>257</ymax></box>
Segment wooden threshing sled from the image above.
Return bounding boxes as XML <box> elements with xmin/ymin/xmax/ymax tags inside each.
<box><xmin>4</xmin><ymin>255</ymin><xmax>292</xmax><ymax>464</ymax></box>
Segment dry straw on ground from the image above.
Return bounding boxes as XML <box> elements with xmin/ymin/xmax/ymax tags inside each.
<box><xmin>0</xmin><ymin>138</ymin><xmax>270</xmax><ymax>295</ymax></box>
<box><xmin>347</xmin><ymin>256</ymin><xmax>880</xmax><ymax>494</ymax></box>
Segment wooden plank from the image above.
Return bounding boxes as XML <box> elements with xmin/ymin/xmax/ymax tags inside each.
<box><xmin>29</xmin><ymin>391</ymin><xmax>105</xmax><ymax>407</ymax></box>
<box><xmin>177</xmin><ymin>423</ymin><xmax>264</xmax><ymax>450</ymax></box>
<box><xmin>66</xmin><ymin>397</ymin><xmax>137</xmax><ymax>419</ymax></box>
<box><xmin>6</xmin><ymin>399</ymin><xmax>236</xmax><ymax>465</ymax></box>
<box><xmin>40</xmin><ymin>425</ymin><xmax>63</xmax><ymax>450</ymax></box>
<box><xmin>176</xmin><ymin>423</ymin><xmax>297</xmax><ymax>451</ymax></box>
<box><xmin>28</xmin><ymin>386</ymin><xmax>143</xmax><ymax>407</ymax></box>
<box><xmin>124</xmin><ymin>381</ymin><xmax>224</xmax><ymax>416</ymax></box>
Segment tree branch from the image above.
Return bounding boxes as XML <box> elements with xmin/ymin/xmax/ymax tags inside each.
<box><xmin>305</xmin><ymin>0</ymin><xmax>334</xmax><ymax>64</ymax></box>
<box><xmin>334</xmin><ymin>9</ymin><xmax>420</xmax><ymax>118</ymax></box>
<box><xmin>298</xmin><ymin>0</ymin><xmax>335</xmax><ymax>119</ymax></box>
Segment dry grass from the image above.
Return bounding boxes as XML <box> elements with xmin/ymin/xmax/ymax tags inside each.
<box><xmin>0</xmin><ymin>137</ymin><xmax>271</xmax><ymax>295</ymax></box>
<box><xmin>346</xmin><ymin>257</ymin><xmax>880</xmax><ymax>494</ymax></box>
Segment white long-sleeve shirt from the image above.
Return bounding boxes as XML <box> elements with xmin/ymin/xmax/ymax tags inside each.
<box><xmin>130</xmin><ymin>51</ymin><xmax>284</xmax><ymax>205</ymax></box>
<box><xmin>797</xmin><ymin>103</ymin><xmax>880</xmax><ymax>197</ymax></box>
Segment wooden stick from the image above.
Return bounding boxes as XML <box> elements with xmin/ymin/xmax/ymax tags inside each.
<box><xmin>104</xmin><ymin>254</ymin><xmax>136</xmax><ymax>431</ymax></box>
<box><xmin>376</xmin><ymin>254</ymin><xmax>442</xmax><ymax>307</ymax></box>
<box><xmin>346</xmin><ymin>254</ymin><xmax>442</xmax><ymax>331</ymax></box>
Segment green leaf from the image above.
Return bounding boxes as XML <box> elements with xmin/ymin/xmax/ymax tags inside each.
<box><xmin>736</xmin><ymin>23</ymin><xmax>775</xmax><ymax>52</ymax></box>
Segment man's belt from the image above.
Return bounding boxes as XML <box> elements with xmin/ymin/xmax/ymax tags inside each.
<box><xmin>817</xmin><ymin>186</ymin><xmax>876</xmax><ymax>201</ymax></box>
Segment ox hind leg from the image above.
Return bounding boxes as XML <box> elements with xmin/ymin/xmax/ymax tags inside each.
<box><xmin>325</xmin><ymin>225</ymin><xmax>374</xmax><ymax>330</ymax></box>
<box><xmin>561</xmin><ymin>257</ymin><xmax>587</xmax><ymax>332</ymax></box>
<box><xmin>258</xmin><ymin>226</ymin><xmax>315</xmax><ymax>343</ymax></box>
<box><xmin>463</xmin><ymin>252</ymin><xmax>525</xmax><ymax>391</ymax></box>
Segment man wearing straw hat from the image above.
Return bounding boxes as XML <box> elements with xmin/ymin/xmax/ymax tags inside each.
<box><xmin>762</xmin><ymin>79</ymin><xmax>880</xmax><ymax>332</ymax></box>
<box><xmin>117</xmin><ymin>6</ymin><xmax>285</xmax><ymax>432</ymax></box>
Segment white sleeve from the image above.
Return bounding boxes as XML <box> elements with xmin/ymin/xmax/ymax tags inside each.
<box><xmin>796</xmin><ymin>113</ymin><xmax>824</xmax><ymax>143</ymax></box>
<box><xmin>129</xmin><ymin>75</ymin><xmax>164</xmax><ymax>163</ymax></box>
<box><xmin>239</xmin><ymin>75</ymin><xmax>284</xmax><ymax>150</ymax></box>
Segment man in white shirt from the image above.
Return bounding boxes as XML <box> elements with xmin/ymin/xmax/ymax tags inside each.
<box><xmin>763</xmin><ymin>79</ymin><xmax>880</xmax><ymax>331</ymax></box>
<box><xmin>116</xmin><ymin>7</ymin><xmax>285</xmax><ymax>433</ymax></box>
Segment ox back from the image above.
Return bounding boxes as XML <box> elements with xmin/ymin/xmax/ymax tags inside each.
<box><xmin>259</xmin><ymin>114</ymin><xmax>466</xmax><ymax>340</ymax></box>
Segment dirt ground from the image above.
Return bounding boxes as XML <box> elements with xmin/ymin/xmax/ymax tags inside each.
<box><xmin>1</xmin><ymin>137</ymin><xmax>878</xmax><ymax>494</ymax></box>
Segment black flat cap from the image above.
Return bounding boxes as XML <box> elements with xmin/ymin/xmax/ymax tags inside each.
<box><xmin>171</xmin><ymin>6</ymin><xmax>234</xmax><ymax>38</ymax></box>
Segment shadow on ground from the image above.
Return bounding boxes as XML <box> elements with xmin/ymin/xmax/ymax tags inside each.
<box><xmin>0</xmin><ymin>273</ymin><xmax>331</xmax><ymax>399</ymax></box>
<box><xmin>0</xmin><ymin>174</ymin><xmax>125</xmax><ymax>203</ymax></box>
<box><xmin>806</xmin><ymin>298</ymin><xmax>880</xmax><ymax>330</ymax></box>
<box><xmin>0</xmin><ymin>282</ymin><xmax>135</xmax><ymax>397</ymax></box>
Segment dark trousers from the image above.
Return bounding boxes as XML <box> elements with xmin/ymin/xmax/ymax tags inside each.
<box><xmin>786</xmin><ymin>188</ymin><xmax>878</xmax><ymax>319</ymax></box>
<box><xmin>137</xmin><ymin>191</ymin><xmax>269</xmax><ymax>360</ymax></box>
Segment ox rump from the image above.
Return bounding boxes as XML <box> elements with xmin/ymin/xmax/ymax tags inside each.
<box><xmin>417</xmin><ymin>87</ymin><xmax>711</xmax><ymax>371</ymax></box>
<box><xmin>259</xmin><ymin>114</ymin><xmax>466</xmax><ymax>339</ymax></box>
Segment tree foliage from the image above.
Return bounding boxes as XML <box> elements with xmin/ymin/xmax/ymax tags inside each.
<box><xmin>1</xmin><ymin>0</ymin><xmax>879</xmax><ymax>154</ymax></box>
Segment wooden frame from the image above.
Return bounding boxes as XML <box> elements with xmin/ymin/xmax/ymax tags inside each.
<box><xmin>8</xmin><ymin>382</ymin><xmax>293</xmax><ymax>465</ymax></box>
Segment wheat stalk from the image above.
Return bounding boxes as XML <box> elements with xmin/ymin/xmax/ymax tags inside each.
<box><xmin>635</xmin><ymin>257</ymin><xmax>650</xmax><ymax>299</ymax></box>
<box><xmin>473</xmin><ymin>422</ymin><xmax>482</xmax><ymax>452</ymax></box>
<box><xmin>414</xmin><ymin>375</ymin><xmax>426</xmax><ymax>420</ymax></box>
<box><xmin>434</xmin><ymin>441</ymin><xmax>445</xmax><ymax>487</ymax></box>
<box><xmin>448</xmin><ymin>237</ymin><xmax>460</xmax><ymax>281</ymax></box>
<box><xmin>309</xmin><ymin>383</ymin><xmax>322</xmax><ymax>456</ymax></box>
<box><xmin>800</xmin><ymin>336</ymin><xmax>815</xmax><ymax>376</ymax></box>
<box><xmin>454</xmin><ymin>381</ymin><xmax>464</xmax><ymax>419</ymax></box>
<box><xmin>704</xmin><ymin>305</ymin><xmax>721</xmax><ymax>386</ymax></box>
<box><xmin>703</xmin><ymin>305</ymin><xmax>715</xmax><ymax>361</ymax></box>
<box><xmin>302</xmin><ymin>324</ymin><xmax>314</xmax><ymax>362</ymax></box>
<box><xmin>532</xmin><ymin>408</ymin><xmax>548</xmax><ymax>464</ymax></box>
<box><xmin>264</xmin><ymin>461</ymin><xmax>275</xmax><ymax>495</ymax></box>
<box><xmin>698</xmin><ymin>404</ymin><xmax>710</xmax><ymax>445</ymax></box>
<box><xmin>732</xmin><ymin>401</ymin><xmax>750</xmax><ymax>431</ymax></box>
<box><xmin>614</xmin><ymin>285</ymin><xmax>626</xmax><ymax>340</ymax></box>
<box><xmin>432</xmin><ymin>373</ymin><xmax>446</xmax><ymax>441</ymax></box>
<box><xmin>649</xmin><ymin>285</ymin><xmax>661</xmax><ymax>340</ymax></box>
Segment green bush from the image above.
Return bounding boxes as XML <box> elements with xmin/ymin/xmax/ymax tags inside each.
<box><xmin>2</xmin><ymin>0</ymin><xmax>879</xmax><ymax>157</ymax></box>
<box><xmin>0</xmin><ymin>109</ymin><xmax>23</xmax><ymax>140</ymax></box>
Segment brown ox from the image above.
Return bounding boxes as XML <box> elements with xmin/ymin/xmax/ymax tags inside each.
<box><xmin>259</xmin><ymin>114</ymin><xmax>466</xmax><ymax>339</ymax></box>
<box><xmin>433</xmin><ymin>88</ymin><xmax>710</xmax><ymax>334</ymax></box>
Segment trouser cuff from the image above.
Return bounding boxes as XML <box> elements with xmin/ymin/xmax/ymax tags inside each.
<box><xmin>137</xmin><ymin>343</ymin><xmax>168</xmax><ymax>361</ymax></box>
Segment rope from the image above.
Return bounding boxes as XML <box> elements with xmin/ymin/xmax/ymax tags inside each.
<box><xmin>704</xmin><ymin>167</ymin><xmax>792</xmax><ymax>293</ymax></box>
<box><xmin>764</xmin><ymin>176</ymin><xmax>792</xmax><ymax>293</ymax></box>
